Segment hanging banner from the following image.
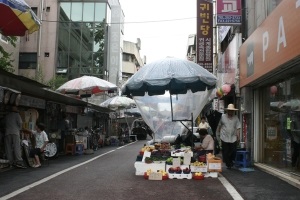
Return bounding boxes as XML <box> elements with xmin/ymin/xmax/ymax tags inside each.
<box><xmin>219</xmin><ymin>26</ymin><xmax>231</xmax><ymax>42</ymax></box>
<box><xmin>197</xmin><ymin>0</ymin><xmax>213</xmax><ymax>73</ymax></box>
<box><xmin>216</xmin><ymin>0</ymin><xmax>242</xmax><ymax>26</ymax></box>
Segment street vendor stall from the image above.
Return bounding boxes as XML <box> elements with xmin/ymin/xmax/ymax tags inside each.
<box><xmin>122</xmin><ymin>57</ymin><xmax>220</xmax><ymax>180</ymax></box>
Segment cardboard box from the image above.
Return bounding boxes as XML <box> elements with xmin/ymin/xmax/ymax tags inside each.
<box><xmin>207</xmin><ymin>157</ymin><xmax>222</xmax><ymax>172</ymax></box>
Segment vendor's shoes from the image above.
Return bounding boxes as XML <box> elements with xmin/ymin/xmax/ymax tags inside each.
<box><xmin>14</xmin><ymin>163</ymin><xmax>27</xmax><ymax>169</ymax></box>
<box><xmin>32</xmin><ymin>164</ymin><xmax>41</xmax><ymax>168</ymax></box>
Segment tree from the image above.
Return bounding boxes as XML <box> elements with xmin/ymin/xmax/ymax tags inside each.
<box><xmin>0</xmin><ymin>36</ymin><xmax>17</xmax><ymax>73</ymax></box>
<box><xmin>47</xmin><ymin>75</ymin><xmax>68</xmax><ymax>90</ymax></box>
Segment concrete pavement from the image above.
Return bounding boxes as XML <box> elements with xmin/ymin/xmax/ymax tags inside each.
<box><xmin>1</xmin><ymin>141</ymin><xmax>300</xmax><ymax>200</ymax></box>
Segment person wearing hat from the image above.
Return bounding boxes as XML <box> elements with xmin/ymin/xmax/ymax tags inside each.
<box><xmin>216</xmin><ymin>104</ymin><xmax>241</xmax><ymax>169</ymax></box>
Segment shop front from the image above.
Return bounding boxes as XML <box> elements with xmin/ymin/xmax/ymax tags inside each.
<box><xmin>239</xmin><ymin>1</ymin><xmax>300</xmax><ymax>177</ymax></box>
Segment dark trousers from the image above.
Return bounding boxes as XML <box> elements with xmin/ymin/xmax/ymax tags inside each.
<box><xmin>292</xmin><ymin>141</ymin><xmax>300</xmax><ymax>167</ymax></box>
<box><xmin>59</xmin><ymin>131</ymin><xmax>66</xmax><ymax>153</ymax></box>
<box><xmin>221</xmin><ymin>140</ymin><xmax>237</xmax><ymax>167</ymax></box>
<box><xmin>29</xmin><ymin>148</ymin><xmax>42</xmax><ymax>158</ymax></box>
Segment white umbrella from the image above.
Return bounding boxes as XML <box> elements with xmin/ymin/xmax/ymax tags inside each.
<box><xmin>56</xmin><ymin>76</ymin><xmax>117</xmax><ymax>94</ymax></box>
<box><xmin>100</xmin><ymin>96</ymin><xmax>135</xmax><ymax>110</ymax></box>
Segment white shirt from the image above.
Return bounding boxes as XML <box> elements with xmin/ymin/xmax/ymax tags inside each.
<box><xmin>217</xmin><ymin>113</ymin><xmax>241</xmax><ymax>143</ymax></box>
<box><xmin>198</xmin><ymin>122</ymin><xmax>210</xmax><ymax>129</ymax></box>
<box><xmin>33</xmin><ymin>130</ymin><xmax>49</xmax><ymax>148</ymax></box>
<box><xmin>201</xmin><ymin>134</ymin><xmax>214</xmax><ymax>150</ymax></box>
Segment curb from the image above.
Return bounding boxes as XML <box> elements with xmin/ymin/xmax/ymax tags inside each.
<box><xmin>254</xmin><ymin>163</ymin><xmax>300</xmax><ymax>189</ymax></box>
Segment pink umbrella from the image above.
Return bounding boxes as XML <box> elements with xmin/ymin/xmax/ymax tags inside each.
<box><xmin>56</xmin><ymin>76</ymin><xmax>118</xmax><ymax>94</ymax></box>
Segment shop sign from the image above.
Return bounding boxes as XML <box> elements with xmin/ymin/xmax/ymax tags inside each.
<box><xmin>196</xmin><ymin>0</ymin><xmax>213</xmax><ymax>73</ymax></box>
<box><xmin>216</xmin><ymin>0</ymin><xmax>242</xmax><ymax>25</ymax></box>
<box><xmin>266</xmin><ymin>127</ymin><xmax>277</xmax><ymax>140</ymax></box>
<box><xmin>212</xmin><ymin>99</ymin><xmax>218</xmax><ymax>110</ymax></box>
<box><xmin>19</xmin><ymin>95</ymin><xmax>45</xmax><ymax>109</ymax></box>
<box><xmin>217</xmin><ymin>34</ymin><xmax>241</xmax><ymax>89</ymax></box>
<box><xmin>286</xmin><ymin>139</ymin><xmax>291</xmax><ymax>159</ymax></box>
<box><xmin>218</xmin><ymin>100</ymin><xmax>224</xmax><ymax>113</ymax></box>
<box><xmin>219</xmin><ymin>26</ymin><xmax>231</xmax><ymax>42</ymax></box>
<box><xmin>240</xmin><ymin>0</ymin><xmax>300</xmax><ymax>87</ymax></box>
<box><xmin>66</xmin><ymin>105</ymin><xmax>79</xmax><ymax>114</ymax></box>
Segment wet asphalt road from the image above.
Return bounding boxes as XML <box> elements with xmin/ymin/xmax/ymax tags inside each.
<box><xmin>0</xmin><ymin>140</ymin><xmax>300</xmax><ymax>200</ymax></box>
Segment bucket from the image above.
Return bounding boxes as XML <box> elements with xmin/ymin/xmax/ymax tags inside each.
<box><xmin>240</xmin><ymin>142</ymin><xmax>245</xmax><ymax>148</ymax></box>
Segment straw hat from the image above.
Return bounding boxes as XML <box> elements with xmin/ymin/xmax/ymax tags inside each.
<box><xmin>225</xmin><ymin>104</ymin><xmax>238</xmax><ymax>111</ymax></box>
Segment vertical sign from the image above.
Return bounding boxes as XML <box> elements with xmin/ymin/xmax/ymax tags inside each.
<box><xmin>197</xmin><ymin>0</ymin><xmax>213</xmax><ymax>73</ymax></box>
<box><xmin>216</xmin><ymin>0</ymin><xmax>242</xmax><ymax>25</ymax></box>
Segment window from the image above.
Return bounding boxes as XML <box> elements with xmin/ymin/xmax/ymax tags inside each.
<box><xmin>19</xmin><ymin>53</ymin><xmax>37</xmax><ymax>69</ymax></box>
<box><xmin>31</xmin><ymin>7</ymin><xmax>38</xmax><ymax>16</ymax></box>
<box><xmin>0</xmin><ymin>34</ymin><xmax>8</xmax><ymax>43</ymax></box>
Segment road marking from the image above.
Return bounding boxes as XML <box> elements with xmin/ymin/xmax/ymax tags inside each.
<box><xmin>218</xmin><ymin>176</ymin><xmax>244</xmax><ymax>200</ymax></box>
<box><xmin>0</xmin><ymin>150</ymin><xmax>116</xmax><ymax>200</ymax></box>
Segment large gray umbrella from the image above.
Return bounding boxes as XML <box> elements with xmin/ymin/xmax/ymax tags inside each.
<box><xmin>121</xmin><ymin>57</ymin><xmax>217</xmax><ymax>141</ymax></box>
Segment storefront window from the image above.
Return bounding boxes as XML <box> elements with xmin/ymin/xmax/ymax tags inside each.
<box><xmin>263</xmin><ymin>76</ymin><xmax>300</xmax><ymax>174</ymax></box>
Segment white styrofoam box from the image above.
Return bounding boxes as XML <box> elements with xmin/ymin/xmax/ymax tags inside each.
<box><xmin>134</xmin><ymin>161</ymin><xmax>166</xmax><ymax>176</ymax></box>
<box><xmin>171</xmin><ymin>150</ymin><xmax>193</xmax><ymax>157</ymax></box>
<box><xmin>168</xmin><ymin>173</ymin><xmax>192</xmax><ymax>179</ymax></box>
<box><xmin>204</xmin><ymin>172</ymin><xmax>218</xmax><ymax>178</ymax></box>
<box><xmin>166</xmin><ymin>165</ymin><xmax>189</xmax><ymax>172</ymax></box>
<box><xmin>190</xmin><ymin>165</ymin><xmax>207</xmax><ymax>173</ymax></box>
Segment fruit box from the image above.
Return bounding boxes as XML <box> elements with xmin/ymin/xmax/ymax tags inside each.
<box><xmin>168</xmin><ymin>173</ymin><xmax>192</xmax><ymax>179</ymax></box>
<box><xmin>190</xmin><ymin>165</ymin><xmax>207</xmax><ymax>173</ymax></box>
<box><xmin>134</xmin><ymin>161</ymin><xmax>166</xmax><ymax>175</ymax></box>
<box><xmin>166</xmin><ymin>165</ymin><xmax>189</xmax><ymax>173</ymax></box>
<box><xmin>144</xmin><ymin>172</ymin><xmax>168</xmax><ymax>180</ymax></box>
<box><xmin>207</xmin><ymin>157</ymin><xmax>222</xmax><ymax>172</ymax></box>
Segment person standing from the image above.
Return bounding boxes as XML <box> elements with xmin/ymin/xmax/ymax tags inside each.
<box><xmin>4</xmin><ymin>106</ymin><xmax>27</xmax><ymax>168</ymax></box>
<box><xmin>59</xmin><ymin>113</ymin><xmax>70</xmax><ymax>154</ymax></box>
<box><xmin>216</xmin><ymin>104</ymin><xmax>241</xmax><ymax>169</ymax></box>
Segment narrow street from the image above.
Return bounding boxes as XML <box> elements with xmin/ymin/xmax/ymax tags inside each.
<box><xmin>0</xmin><ymin>140</ymin><xmax>299</xmax><ymax>200</ymax></box>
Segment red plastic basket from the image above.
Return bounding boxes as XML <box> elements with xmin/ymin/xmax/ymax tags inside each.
<box><xmin>193</xmin><ymin>175</ymin><xmax>204</xmax><ymax>180</ymax></box>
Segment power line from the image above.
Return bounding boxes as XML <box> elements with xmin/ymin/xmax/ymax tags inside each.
<box><xmin>41</xmin><ymin>17</ymin><xmax>196</xmax><ymax>24</ymax></box>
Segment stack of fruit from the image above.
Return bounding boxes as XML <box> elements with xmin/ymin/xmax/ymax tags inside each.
<box><xmin>191</xmin><ymin>161</ymin><xmax>206</xmax><ymax>166</ymax></box>
<box><xmin>140</xmin><ymin>145</ymin><xmax>155</xmax><ymax>155</ymax></box>
<box><xmin>193</xmin><ymin>172</ymin><xmax>204</xmax><ymax>180</ymax></box>
<box><xmin>182</xmin><ymin>167</ymin><xmax>191</xmax><ymax>174</ymax></box>
<box><xmin>143</xmin><ymin>169</ymin><xmax>168</xmax><ymax>180</ymax></box>
<box><xmin>168</xmin><ymin>166</ymin><xmax>182</xmax><ymax>174</ymax></box>
<box><xmin>165</xmin><ymin>157</ymin><xmax>173</xmax><ymax>165</ymax></box>
<box><xmin>145</xmin><ymin>157</ymin><xmax>153</xmax><ymax>164</ymax></box>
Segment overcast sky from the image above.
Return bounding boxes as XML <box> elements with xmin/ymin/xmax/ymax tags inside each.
<box><xmin>119</xmin><ymin>0</ymin><xmax>197</xmax><ymax>64</ymax></box>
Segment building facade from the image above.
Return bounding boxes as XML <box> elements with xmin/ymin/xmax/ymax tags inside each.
<box><xmin>17</xmin><ymin>0</ymin><xmax>123</xmax><ymax>87</ymax></box>
<box><xmin>239</xmin><ymin>0</ymin><xmax>300</xmax><ymax>181</ymax></box>
<box><xmin>188</xmin><ymin>0</ymin><xmax>300</xmax><ymax>186</ymax></box>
